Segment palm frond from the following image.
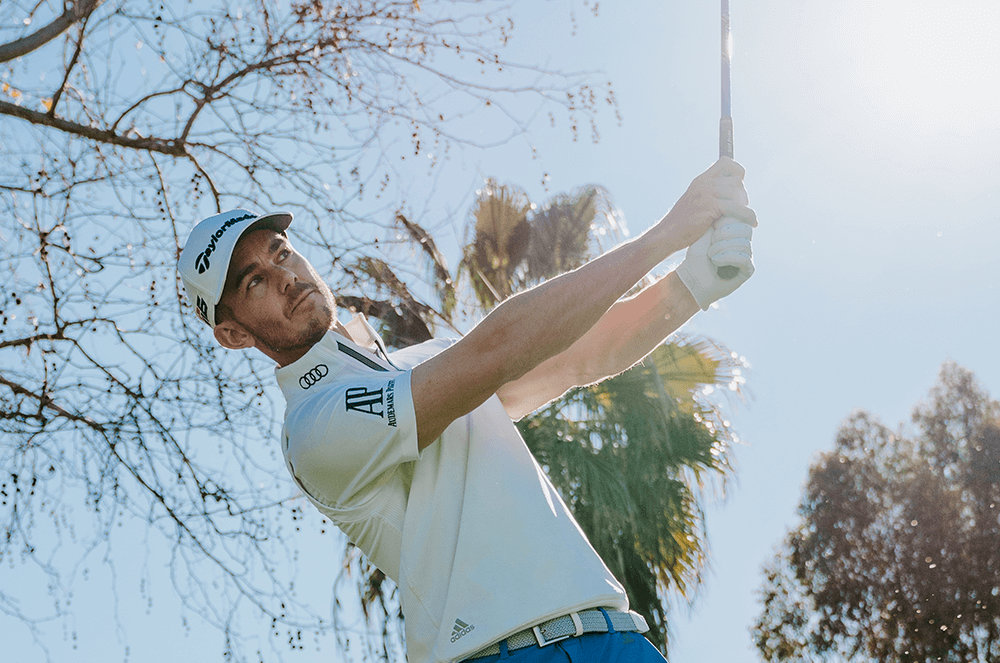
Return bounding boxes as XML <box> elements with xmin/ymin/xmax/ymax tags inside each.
<box><xmin>525</xmin><ymin>187</ymin><xmax>597</xmax><ymax>280</ymax></box>
<box><xmin>395</xmin><ymin>212</ymin><xmax>457</xmax><ymax>321</ymax></box>
<box><xmin>657</xmin><ymin>333</ymin><xmax>751</xmax><ymax>405</ymax></box>
<box><xmin>339</xmin><ymin>257</ymin><xmax>437</xmax><ymax>347</ymax></box>
<box><xmin>459</xmin><ymin>179</ymin><xmax>532</xmax><ymax>308</ymax></box>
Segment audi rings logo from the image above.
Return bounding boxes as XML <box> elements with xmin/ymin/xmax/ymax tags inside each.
<box><xmin>298</xmin><ymin>364</ymin><xmax>329</xmax><ymax>390</ymax></box>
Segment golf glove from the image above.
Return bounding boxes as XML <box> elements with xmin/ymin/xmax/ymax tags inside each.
<box><xmin>676</xmin><ymin>218</ymin><xmax>754</xmax><ymax>310</ymax></box>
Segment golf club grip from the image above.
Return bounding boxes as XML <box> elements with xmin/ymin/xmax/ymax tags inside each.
<box><xmin>715</xmin><ymin>117</ymin><xmax>740</xmax><ymax>279</ymax></box>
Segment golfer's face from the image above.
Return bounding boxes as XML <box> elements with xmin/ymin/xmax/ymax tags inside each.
<box><xmin>221</xmin><ymin>229</ymin><xmax>334</xmax><ymax>350</ymax></box>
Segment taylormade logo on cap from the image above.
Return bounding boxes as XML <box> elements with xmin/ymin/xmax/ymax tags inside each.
<box><xmin>195</xmin><ymin>212</ymin><xmax>255</xmax><ymax>274</ymax></box>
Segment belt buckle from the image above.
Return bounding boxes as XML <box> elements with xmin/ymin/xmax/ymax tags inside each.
<box><xmin>532</xmin><ymin>612</ymin><xmax>583</xmax><ymax>648</ymax></box>
<box><xmin>532</xmin><ymin>625</ymin><xmax>571</xmax><ymax>648</ymax></box>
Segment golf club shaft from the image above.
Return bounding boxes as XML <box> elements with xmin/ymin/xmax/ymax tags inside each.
<box><xmin>720</xmin><ymin>0</ymin><xmax>733</xmax><ymax>160</ymax></box>
<box><xmin>714</xmin><ymin>0</ymin><xmax>741</xmax><ymax>280</ymax></box>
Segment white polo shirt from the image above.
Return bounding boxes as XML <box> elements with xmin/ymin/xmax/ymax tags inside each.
<box><xmin>276</xmin><ymin>315</ymin><xmax>627</xmax><ymax>663</ymax></box>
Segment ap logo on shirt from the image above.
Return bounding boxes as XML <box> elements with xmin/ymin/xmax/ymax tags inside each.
<box><xmin>345</xmin><ymin>379</ymin><xmax>396</xmax><ymax>427</ymax></box>
<box><xmin>346</xmin><ymin>386</ymin><xmax>383</xmax><ymax>416</ymax></box>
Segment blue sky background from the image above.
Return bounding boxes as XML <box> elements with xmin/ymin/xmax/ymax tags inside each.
<box><xmin>5</xmin><ymin>1</ymin><xmax>1000</xmax><ymax>661</ymax></box>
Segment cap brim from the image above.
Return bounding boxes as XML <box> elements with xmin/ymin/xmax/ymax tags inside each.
<box><xmin>216</xmin><ymin>211</ymin><xmax>295</xmax><ymax>294</ymax></box>
<box><xmin>247</xmin><ymin>212</ymin><xmax>293</xmax><ymax>234</ymax></box>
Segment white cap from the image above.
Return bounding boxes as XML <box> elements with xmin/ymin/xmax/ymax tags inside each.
<box><xmin>178</xmin><ymin>209</ymin><xmax>293</xmax><ymax>327</ymax></box>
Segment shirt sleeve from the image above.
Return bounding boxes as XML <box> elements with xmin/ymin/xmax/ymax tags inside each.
<box><xmin>283</xmin><ymin>370</ymin><xmax>418</xmax><ymax>506</ymax></box>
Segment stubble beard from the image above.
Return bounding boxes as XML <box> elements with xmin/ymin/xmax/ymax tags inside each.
<box><xmin>250</xmin><ymin>284</ymin><xmax>336</xmax><ymax>355</ymax></box>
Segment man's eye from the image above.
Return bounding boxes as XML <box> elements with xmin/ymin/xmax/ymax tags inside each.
<box><xmin>279</xmin><ymin>249</ymin><xmax>291</xmax><ymax>260</ymax></box>
<box><xmin>247</xmin><ymin>275</ymin><xmax>262</xmax><ymax>290</ymax></box>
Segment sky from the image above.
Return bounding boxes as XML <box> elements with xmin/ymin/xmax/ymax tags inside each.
<box><xmin>4</xmin><ymin>0</ymin><xmax>1000</xmax><ymax>661</ymax></box>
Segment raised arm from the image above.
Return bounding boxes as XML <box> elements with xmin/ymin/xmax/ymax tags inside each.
<box><xmin>409</xmin><ymin>158</ymin><xmax>753</xmax><ymax>448</ymax></box>
<box><xmin>495</xmin><ymin>271</ymin><xmax>701</xmax><ymax>420</ymax></box>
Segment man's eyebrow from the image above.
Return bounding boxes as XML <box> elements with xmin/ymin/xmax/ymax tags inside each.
<box><xmin>227</xmin><ymin>236</ymin><xmax>287</xmax><ymax>294</ymax></box>
<box><xmin>228</xmin><ymin>260</ymin><xmax>259</xmax><ymax>294</ymax></box>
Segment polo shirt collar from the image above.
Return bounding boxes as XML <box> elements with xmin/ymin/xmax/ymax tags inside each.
<box><xmin>274</xmin><ymin>314</ymin><xmax>396</xmax><ymax>400</ymax></box>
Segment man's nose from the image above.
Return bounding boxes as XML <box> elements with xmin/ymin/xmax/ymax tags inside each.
<box><xmin>276</xmin><ymin>264</ymin><xmax>298</xmax><ymax>291</ymax></box>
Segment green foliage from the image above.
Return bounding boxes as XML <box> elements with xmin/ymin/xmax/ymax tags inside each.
<box><xmin>754</xmin><ymin>363</ymin><xmax>1000</xmax><ymax>663</ymax></box>
<box><xmin>517</xmin><ymin>336</ymin><xmax>742</xmax><ymax>654</ymax></box>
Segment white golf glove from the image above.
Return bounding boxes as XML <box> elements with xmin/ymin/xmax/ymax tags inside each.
<box><xmin>676</xmin><ymin>218</ymin><xmax>754</xmax><ymax>310</ymax></box>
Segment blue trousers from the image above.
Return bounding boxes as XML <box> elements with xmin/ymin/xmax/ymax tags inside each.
<box><xmin>464</xmin><ymin>631</ymin><xmax>666</xmax><ymax>663</ymax></box>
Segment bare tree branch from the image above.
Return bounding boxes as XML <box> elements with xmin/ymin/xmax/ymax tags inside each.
<box><xmin>0</xmin><ymin>0</ymin><xmax>104</xmax><ymax>63</ymax></box>
<box><xmin>0</xmin><ymin>98</ymin><xmax>188</xmax><ymax>155</ymax></box>
<box><xmin>0</xmin><ymin>1</ymin><xmax>618</xmax><ymax>660</ymax></box>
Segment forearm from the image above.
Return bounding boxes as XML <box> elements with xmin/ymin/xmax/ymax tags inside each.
<box><xmin>470</xmin><ymin>228</ymin><xmax>681</xmax><ymax>387</ymax></box>
<box><xmin>494</xmin><ymin>271</ymin><xmax>699</xmax><ymax>420</ymax></box>
<box><xmin>572</xmin><ymin>271</ymin><xmax>699</xmax><ymax>384</ymax></box>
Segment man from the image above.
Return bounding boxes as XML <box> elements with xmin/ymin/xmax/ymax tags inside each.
<box><xmin>177</xmin><ymin>157</ymin><xmax>756</xmax><ymax>663</ymax></box>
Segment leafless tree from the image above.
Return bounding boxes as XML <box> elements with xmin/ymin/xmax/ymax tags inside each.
<box><xmin>0</xmin><ymin>1</ymin><xmax>615</xmax><ymax>659</ymax></box>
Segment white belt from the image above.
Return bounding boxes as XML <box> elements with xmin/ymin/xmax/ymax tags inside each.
<box><xmin>463</xmin><ymin>608</ymin><xmax>649</xmax><ymax>661</ymax></box>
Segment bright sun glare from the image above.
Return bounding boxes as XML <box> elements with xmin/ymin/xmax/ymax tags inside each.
<box><xmin>829</xmin><ymin>0</ymin><xmax>999</xmax><ymax>141</ymax></box>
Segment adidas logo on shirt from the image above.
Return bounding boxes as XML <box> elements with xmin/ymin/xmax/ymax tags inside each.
<box><xmin>451</xmin><ymin>618</ymin><xmax>475</xmax><ymax>643</ymax></box>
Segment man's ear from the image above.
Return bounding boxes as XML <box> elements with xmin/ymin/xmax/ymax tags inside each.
<box><xmin>214</xmin><ymin>320</ymin><xmax>256</xmax><ymax>350</ymax></box>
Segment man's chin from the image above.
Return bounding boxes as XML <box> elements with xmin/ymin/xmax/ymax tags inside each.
<box><xmin>292</xmin><ymin>313</ymin><xmax>332</xmax><ymax>350</ymax></box>
<box><xmin>257</xmin><ymin>312</ymin><xmax>331</xmax><ymax>356</ymax></box>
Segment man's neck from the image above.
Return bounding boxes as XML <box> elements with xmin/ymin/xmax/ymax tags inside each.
<box><xmin>266</xmin><ymin>318</ymin><xmax>357</xmax><ymax>368</ymax></box>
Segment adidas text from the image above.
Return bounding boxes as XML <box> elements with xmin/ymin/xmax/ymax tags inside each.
<box><xmin>451</xmin><ymin>618</ymin><xmax>475</xmax><ymax>643</ymax></box>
